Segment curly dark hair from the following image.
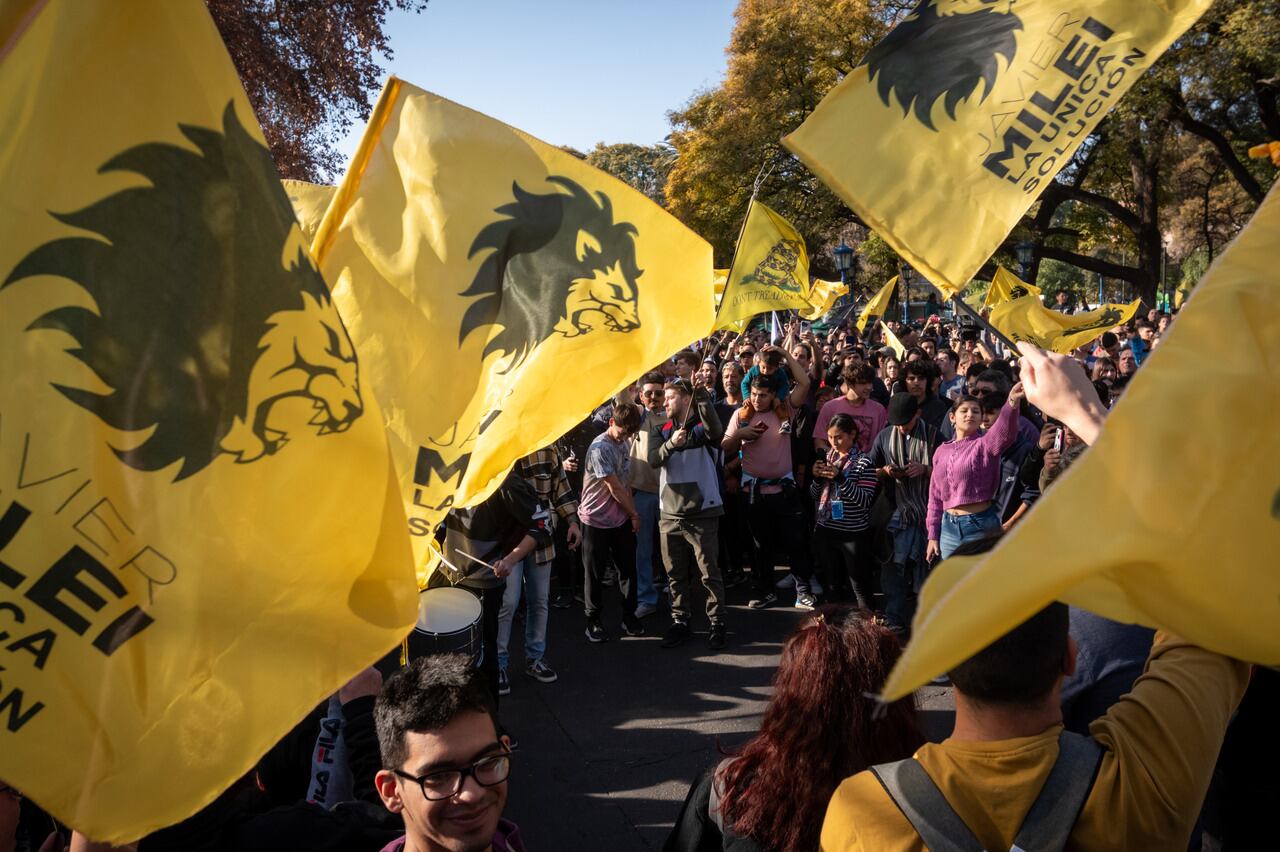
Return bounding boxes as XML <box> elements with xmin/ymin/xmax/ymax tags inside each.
<box><xmin>718</xmin><ymin>607</ymin><xmax>923</xmax><ymax>851</ymax></box>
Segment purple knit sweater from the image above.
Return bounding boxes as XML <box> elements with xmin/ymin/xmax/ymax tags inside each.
<box><xmin>926</xmin><ymin>402</ymin><xmax>1019</xmax><ymax>539</ymax></box>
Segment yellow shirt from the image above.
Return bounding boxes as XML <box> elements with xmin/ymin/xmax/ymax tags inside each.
<box><xmin>821</xmin><ymin>633</ymin><xmax>1250</xmax><ymax>851</ymax></box>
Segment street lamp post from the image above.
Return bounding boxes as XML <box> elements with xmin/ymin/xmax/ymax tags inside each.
<box><xmin>1016</xmin><ymin>240</ymin><xmax>1035</xmax><ymax>282</ymax></box>
<box><xmin>832</xmin><ymin>240</ymin><xmax>855</xmax><ymax>317</ymax></box>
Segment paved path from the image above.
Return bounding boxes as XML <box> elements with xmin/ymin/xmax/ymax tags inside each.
<box><xmin>498</xmin><ymin>582</ymin><xmax>954</xmax><ymax>850</ymax></box>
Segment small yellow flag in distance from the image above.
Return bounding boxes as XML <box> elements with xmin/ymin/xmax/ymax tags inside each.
<box><xmin>983</xmin><ymin>266</ymin><xmax>1042</xmax><ymax>310</ymax></box>
<box><xmin>783</xmin><ymin>0</ymin><xmax>1213</xmax><ymax>297</ymax></box>
<box><xmin>881</xmin><ymin>183</ymin><xmax>1280</xmax><ymax>701</ymax></box>
<box><xmin>0</xmin><ymin>0</ymin><xmax>416</xmax><ymax>841</ymax></box>
<box><xmin>313</xmin><ymin>80</ymin><xmax>714</xmax><ymax>575</ymax></box>
<box><xmin>715</xmin><ymin>199</ymin><xmax>812</xmax><ymax>330</ymax></box>
<box><xmin>857</xmin><ymin>276</ymin><xmax>898</xmax><ymax>333</ymax></box>
<box><xmin>800</xmin><ymin>278</ymin><xmax>849</xmax><ymax>320</ymax></box>
<box><xmin>989</xmin><ymin>291</ymin><xmax>1140</xmax><ymax>354</ymax></box>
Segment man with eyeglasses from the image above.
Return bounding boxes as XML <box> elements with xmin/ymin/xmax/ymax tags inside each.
<box><xmin>374</xmin><ymin>654</ymin><xmax>524</xmax><ymax>852</ymax></box>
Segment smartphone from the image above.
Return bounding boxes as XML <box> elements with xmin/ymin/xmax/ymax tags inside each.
<box><xmin>1052</xmin><ymin>428</ymin><xmax>1063</xmax><ymax>452</ymax></box>
<box><xmin>800</xmin><ymin>320</ymin><xmax>812</xmax><ymax>334</ymax></box>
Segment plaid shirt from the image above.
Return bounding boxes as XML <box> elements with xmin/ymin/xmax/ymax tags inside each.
<box><xmin>515</xmin><ymin>447</ymin><xmax>578</xmax><ymax>565</ymax></box>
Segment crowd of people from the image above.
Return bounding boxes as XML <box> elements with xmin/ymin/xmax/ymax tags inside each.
<box><xmin>5</xmin><ymin>302</ymin><xmax>1267</xmax><ymax>852</ymax></box>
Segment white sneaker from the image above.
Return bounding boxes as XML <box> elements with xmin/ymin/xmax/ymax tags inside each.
<box><xmin>775</xmin><ymin>573</ymin><xmax>796</xmax><ymax>590</ymax></box>
<box><xmin>635</xmin><ymin>602</ymin><xmax>658</xmax><ymax>619</ymax></box>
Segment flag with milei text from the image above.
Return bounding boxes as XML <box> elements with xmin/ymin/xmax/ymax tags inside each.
<box><xmin>783</xmin><ymin>0</ymin><xmax>1212</xmax><ymax>297</ymax></box>
<box><xmin>311</xmin><ymin>79</ymin><xmax>713</xmax><ymax>579</ymax></box>
<box><xmin>881</xmin><ymin>183</ymin><xmax>1280</xmax><ymax>700</ymax></box>
<box><xmin>0</xmin><ymin>0</ymin><xmax>416</xmax><ymax>841</ymax></box>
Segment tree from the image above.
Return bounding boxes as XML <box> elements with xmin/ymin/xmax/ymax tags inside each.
<box><xmin>585</xmin><ymin>143</ymin><xmax>675</xmax><ymax>206</ymax></box>
<box><xmin>664</xmin><ymin>0</ymin><xmax>891</xmax><ymax>279</ymax></box>
<box><xmin>208</xmin><ymin>0</ymin><xmax>429</xmax><ymax>181</ymax></box>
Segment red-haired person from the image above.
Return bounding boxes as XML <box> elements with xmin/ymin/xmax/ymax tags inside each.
<box><xmin>666</xmin><ymin>607</ymin><xmax>922</xmax><ymax>851</ymax></box>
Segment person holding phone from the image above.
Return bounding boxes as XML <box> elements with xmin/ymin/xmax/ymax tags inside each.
<box><xmin>868</xmin><ymin>394</ymin><xmax>943</xmax><ymax>631</ymax></box>
<box><xmin>810</xmin><ymin>414</ymin><xmax>880</xmax><ymax>609</ymax></box>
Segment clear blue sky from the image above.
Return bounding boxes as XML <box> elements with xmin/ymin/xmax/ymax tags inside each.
<box><xmin>336</xmin><ymin>0</ymin><xmax>738</xmax><ymax>163</ymax></box>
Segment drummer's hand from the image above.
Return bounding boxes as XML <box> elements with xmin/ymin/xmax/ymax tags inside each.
<box><xmin>566</xmin><ymin>519</ymin><xmax>582</xmax><ymax>550</ymax></box>
<box><xmin>339</xmin><ymin>666</ymin><xmax>382</xmax><ymax>705</ymax></box>
<box><xmin>492</xmin><ymin>554</ymin><xmax>517</xmax><ymax>579</ymax></box>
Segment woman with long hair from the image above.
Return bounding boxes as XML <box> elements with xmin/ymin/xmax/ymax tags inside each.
<box><xmin>925</xmin><ymin>382</ymin><xmax>1025</xmax><ymax>561</ymax></box>
<box><xmin>666</xmin><ymin>607</ymin><xmax>922</xmax><ymax>852</ymax></box>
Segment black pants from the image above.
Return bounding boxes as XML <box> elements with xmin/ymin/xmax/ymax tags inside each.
<box><xmin>552</xmin><ymin>518</ymin><xmax>583</xmax><ymax>597</ymax></box>
<box><xmin>812</xmin><ymin>526</ymin><xmax>875</xmax><ymax>610</ymax></box>
<box><xmin>719</xmin><ymin>489</ymin><xmax>752</xmax><ymax>577</ymax></box>
<box><xmin>745</xmin><ymin>488</ymin><xmax>813</xmax><ymax>595</ymax></box>
<box><xmin>582</xmin><ymin>522</ymin><xmax>637</xmax><ymax>622</ymax></box>
<box><xmin>427</xmin><ymin>574</ymin><xmax>504</xmax><ymax>709</ymax></box>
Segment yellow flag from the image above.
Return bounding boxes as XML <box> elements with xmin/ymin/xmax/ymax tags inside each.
<box><xmin>989</xmin><ymin>293</ymin><xmax>1140</xmax><ymax>354</ymax></box>
<box><xmin>1173</xmin><ymin>280</ymin><xmax>1192</xmax><ymax>310</ymax></box>
<box><xmin>881</xmin><ymin>183</ymin><xmax>1280</xmax><ymax>701</ymax></box>
<box><xmin>313</xmin><ymin>80</ymin><xmax>713</xmax><ymax>572</ymax></box>
<box><xmin>856</xmin><ymin>276</ymin><xmax>898</xmax><ymax>332</ymax></box>
<box><xmin>0</xmin><ymin>1</ymin><xmax>416</xmax><ymax>841</ymax></box>
<box><xmin>715</xmin><ymin>199</ymin><xmax>811</xmax><ymax>329</ymax></box>
<box><xmin>983</xmin><ymin>266</ymin><xmax>1042</xmax><ymax>310</ymax></box>
<box><xmin>713</xmin><ymin>267</ymin><xmax>730</xmax><ymax>300</ymax></box>
<box><xmin>283</xmin><ymin>179</ymin><xmax>336</xmax><ymax>243</ymax></box>
<box><xmin>800</xmin><ymin>278</ymin><xmax>849</xmax><ymax>320</ymax></box>
<box><xmin>783</xmin><ymin>0</ymin><xmax>1212</xmax><ymax>296</ymax></box>
<box><xmin>881</xmin><ymin>324</ymin><xmax>908</xmax><ymax>358</ymax></box>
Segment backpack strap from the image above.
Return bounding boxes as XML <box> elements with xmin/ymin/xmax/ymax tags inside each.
<box><xmin>871</xmin><ymin>759</ymin><xmax>983</xmax><ymax>852</ymax></box>
<box><xmin>1010</xmin><ymin>731</ymin><xmax>1104</xmax><ymax>852</ymax></box>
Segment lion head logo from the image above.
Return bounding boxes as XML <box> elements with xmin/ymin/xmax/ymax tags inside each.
<box><xmin>748</xmin><ymin>239</ymin><xmax>806</xmax><ymax>293</ymax></box>
<box><xmin>865</xmin><ymin>0</ymin><xmax>1022</xmax><ymax>131</ymax></box>
<box><xmin>458</xmin><ymin>175</ymin><xmax>643</xmax><ymax>369</ymax></box>
<box><xmin>2</xmin><ymin>103</ymin><xmax>362</xmax><ymax>480</ymax></box>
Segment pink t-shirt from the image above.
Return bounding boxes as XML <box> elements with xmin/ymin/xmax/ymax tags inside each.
<box><xmin>816</xmin><ymin>397</ymin><xmax>887</xmax><ymax>453</ymax></box>
<box><xmin>725</xmin><ymin>409</ymin><xmax>791</xmax><ymax>493</ymax></box>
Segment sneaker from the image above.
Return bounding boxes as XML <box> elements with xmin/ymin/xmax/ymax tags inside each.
<box><xmin>635</xmin><ymin>602</ymin><xmax>658</xmax><ymax>619</ymax></box>
<box><xmin>661</xmin><ymin>621</ymin><xmax>691</xmax><ymax>648</ymax></box>
<box><xmin>584</xmin><ymin>619</ymin><xmax>607</xmax><ymax>643</ymax></box>
<box><xmin>747</xmin><ymin>592</ymin><xmax>778</xmax><ymax>609</ymax></box>
<box><xmin>724</xmin><ymin>571</ymin><xmax>748</xmax><ymax>589</ymax></box>
<box><xmin>525</xmin><ymin>659</ymin><xmax>558</xmax><ymax>684</ymax></box>
<box><xmin>497</xmin><ymin>668</ymin><xmax>511</xmax><ymax>696</ymax></box>
<box><xmin>775</xmin><ymin>573</ymin><xmax>796</xmax><ymax>590</ymax></box>
<box><xmin>707</xmin><ymin>622</ymin><xmax>727</xmax><ymax>650</ymax></box>
<box><xmin>622</xmin><ymin>615</ymin><xmax>646</xmax><ymax>636</ymax></box>
<box><xmin>551</xmin><ymin>590</ymin><xmax>573</xmax><ymax>609</ymax></box>
<box><xmin>795</xmin><ymin>593</ymin><xmax>817</xmax><ymax>611</ymax></box>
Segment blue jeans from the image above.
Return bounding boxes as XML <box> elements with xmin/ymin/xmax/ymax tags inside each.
<box><xmin>939</xmin><ymin>505</ymin><xmax>1002</xmax><ymax>559</ymax></box>
<box><xmin>497</xmin><ymin>554</ymin><xmax>550</xmax><ymax>670</ymax></box>
<box><xmin>633</xmin><ymin>489</ymin><xmax>659</xmax><ymax>607</ymax></box>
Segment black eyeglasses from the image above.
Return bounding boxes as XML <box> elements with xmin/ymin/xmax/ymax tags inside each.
<box><xmin>394</xmin><ymin>750</ymin><xmax>512</xmax><ymax>801</ymax></box>
<box><xmin>971</xmin><ymin>387</ymin><xmax>995</xmax><ymax>396</ymax></box>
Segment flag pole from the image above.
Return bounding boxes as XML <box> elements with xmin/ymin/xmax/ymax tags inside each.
<box><xmin>949</xmin><ymin>294</ymin><xmax>1020</xmax><ymax>352</ymax></box>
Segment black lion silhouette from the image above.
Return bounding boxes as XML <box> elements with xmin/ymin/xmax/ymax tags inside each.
<box><xmin>865</xmin><ymin>0</ymin><xmax>1022</xmax><ymax>131</ymax></box>
<box><xmin>2</xmin><ymin>102</ymin><xmax>363</xmax><ymax>480</ymax></box>
<box><xmin>459</xmin><ymin>175</ymin><xmax>643</xmax><ymax>369</ymax></box>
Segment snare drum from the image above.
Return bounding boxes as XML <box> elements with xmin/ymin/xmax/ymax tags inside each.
<box><xmin>404</xmin><ymin>586</ymin><xmax>483</xmax><ymax>665</ymax></box>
